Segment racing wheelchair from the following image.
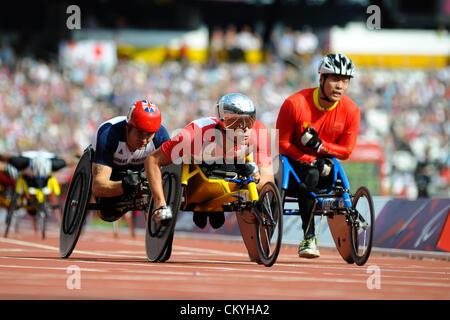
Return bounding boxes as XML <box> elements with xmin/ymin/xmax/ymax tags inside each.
<box><xmin>59</xmin><ymin>145</ymin><xmax>151</xmax><ymax>258</ymax></box>
<box><xmin>4</xmin><ymin>158</ymin><xmax>63</xmax><ymax>239</ymax></box>
<box><xmin>0</xmin><ymin>169</ymin><xmax>17</xmax><ymax>209</ymax></box>
<box><xmin>145</xmin><ymin>160</ymin><xmax>283</xmax><ymax>267</ymax></box>
<box><xmin>60</xmin><ymin>147</ymin><xmax>283</xmax><ymax>267</ymax></box>
<box><xmin>275</xmin><ymin>155</ymin><xmax>374</xmax><ymax>266</ymax></box>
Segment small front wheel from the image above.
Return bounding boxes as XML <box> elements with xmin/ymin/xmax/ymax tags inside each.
<box><xmin>349</xmin><ymin>186</ymin><xmax>374</xmax><ymax>266</ymax></box>
<box><xmin>255</xmin><ymin>182</ymin><xmax>283</xmax><ymax>267</ymax></box>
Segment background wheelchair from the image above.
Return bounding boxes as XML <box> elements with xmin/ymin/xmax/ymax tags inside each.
<box><xmin>0</xmin><ymin>170</ymin><xmax>17</xmax><ymax>210</ymax></box>
<box><xmin>145</xmin><ymin>161</ymin><xmax>283</xmax><ymax>267</ymax></box>
<box><xmin>4</xmin><ymin>158</ymin><xmax>63</xmax><ymax>239</ymax></box>
<box><xmin>275</xmin><ymin>155</ymin><xmax>374</xmax><ymax>266</ymax></box>
<box><xmin>59</xmin><ymin>145</ymin><xmax>151</xmax><ymax>258</ymax></box>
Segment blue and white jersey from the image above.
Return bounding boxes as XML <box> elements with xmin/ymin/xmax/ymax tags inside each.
<box><xmin>91</xmin><ymin>116</ymin><xmax>170</xmax><ymax>175</ymax></box>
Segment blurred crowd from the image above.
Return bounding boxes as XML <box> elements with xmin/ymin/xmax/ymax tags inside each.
<box><xmin>0</xmin><ymin>26</ymin><xmax>448</xmax><ymax>198</ymax></box>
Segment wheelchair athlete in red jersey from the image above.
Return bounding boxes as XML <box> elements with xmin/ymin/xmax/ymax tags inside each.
<box><xmin>276</xmin><ymin>53</ymin><xmax>361</xmax><ymax>258</ymax></box>
<box><xmin>145</xmin><ymin>93</ymin><xmax>274</xmax><ymax>229</ymax></box>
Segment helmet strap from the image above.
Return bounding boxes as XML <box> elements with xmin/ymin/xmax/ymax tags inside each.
<box><xmin>319</xmin><ymin>74</ymin><xmax>333</xmax><ymax>103</ymax></box>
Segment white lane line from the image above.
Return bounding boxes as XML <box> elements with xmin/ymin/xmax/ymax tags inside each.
<box><xmin>0</xmin><ymin>248</ymin><xmax>25</xmax><ymax>252</ymax></box>
<box><xmin>0</xmin><ymin>264</ymin><xmax>103</xmax><ymax>272</ymax></box>
<box><xmin>0</xmin><ymin>237</ymin><xmax>145</xmax><ymax>259</ymax></box>
<box><xmin>1</xmin><ymin>237</ymin><xmax>449</xmax><ymax>277</ymax></box>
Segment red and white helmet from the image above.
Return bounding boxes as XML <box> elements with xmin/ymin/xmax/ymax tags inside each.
<box><xmin>126</xmin><ymin>99</ymin><xmax>161</xmax><ymax>132</ymax></box>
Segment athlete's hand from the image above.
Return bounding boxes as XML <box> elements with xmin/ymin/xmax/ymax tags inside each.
<box><xmin>301</xmin><ymin>127</ymin><xmax>322</xmax><ymax>151</ymax></box>
<box><xmin>315</xmin><ymin>158</ymin><xmax>333</xmax><ymax>177</ymax></box>
<box><xmin>122</xmin><ymin>170</ymin><xmax>141</xmax><ymax>195</ymax></box>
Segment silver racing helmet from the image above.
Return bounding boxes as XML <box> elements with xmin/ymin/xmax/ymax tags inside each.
<box><xmin>216</xmin><ymin>93</ymin><xmax>256</xmax><ymax>130</ymax></box>
<box><xmin>31</xmin><ymin>156</ymin><xmax>52</xmax><ymax>178</ymax></box>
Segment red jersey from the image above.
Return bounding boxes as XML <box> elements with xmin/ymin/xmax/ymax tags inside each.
<box><xmin>276</xmin><ymin>87</ymin><xmax>360</xmax><ymax>164</ymax></box>
<box><xmin>161</xmin><ymin>117</ymin><xmax>272</xmax><ymax>165</ymax></box>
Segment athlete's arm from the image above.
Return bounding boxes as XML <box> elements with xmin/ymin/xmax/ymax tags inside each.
<box><xmin>91</xmin><ymin>163</ymin><xmax>124</xmax><ymax>197</ymax></box>
<box><xmin>251</xmin><ymin>121</ymin><xmax>275</xmax><ymax>191</ymax></box>
<box><xmin>277</xmin><ymin>99</ymin><xmax>316</xmax><ymax>164</ymax></box>
<box><xmin>144</xmin><ymin>147</ymin><xmax>172</xmax><ymax>209</ymax></box>
<box><xmin>319</xmin><ymin>107</ymin><xmax>360</xmax><ymax>160</ymax></box>
<box><xmin>256</xmin><ymin>163</ymin><xmax>274</xmax><ymax>192</ymax></box>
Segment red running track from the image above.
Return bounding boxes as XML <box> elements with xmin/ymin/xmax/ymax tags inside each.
<box><xmin>0</xmin><ymin>224</ymin><xmax>449</xmax><ymax>300</ymax></box>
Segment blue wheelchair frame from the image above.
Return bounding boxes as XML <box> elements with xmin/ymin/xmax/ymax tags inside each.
<box><xmin>277</xmin><ymin>155</ymin><xmax>374</xmax><ymax>266</ymax></box>
<box><xmin>279</xmin><ymin>155</ymin><xmax>352</xmax><ymax>214</ymax></box>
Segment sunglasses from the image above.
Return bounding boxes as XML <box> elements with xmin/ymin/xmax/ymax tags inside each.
<box><xmin>223</xmin><ymin>115</ymin><xmax>256</xmax><ymax>130</ymax></box>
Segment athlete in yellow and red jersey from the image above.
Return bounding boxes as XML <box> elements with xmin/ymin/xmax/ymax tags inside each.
<box><xmin>146</xmin><ymin>93</ymin><xmax>274</xmax><ymax>229</ymax></box>
<box><xmin>276</xmin><ymin>53</ymin><xmax>360</xmax><ymax>259</ymax></box>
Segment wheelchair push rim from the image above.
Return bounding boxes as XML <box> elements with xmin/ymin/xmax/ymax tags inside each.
<box><xmin>255</xmin><ymin>181</ymin><xmax>283</xmax><ymax>267</ymax></box>
<box><xmin>59</xmin><ymin>149</ymin><xmax>92</xmax><ymax>258</ymax></box>
<box><xmin>145</xmin><ymin>164</ymin><xmax>183</xmax><ymax>262</ymax></box>
<box><xmin>349</xmin><ymin>186</ymin><xmax>374</xmax><ymax>266</ymax></box>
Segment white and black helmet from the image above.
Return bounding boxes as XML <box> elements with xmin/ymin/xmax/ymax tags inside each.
<box><xmin>318</xmin><ymin>53</ymin><xmax>355</xmax><ymax>78</ymax></box>
<box><xmin>216</xmin><ymin>93</ymin><xmax>256</xmax><ymax>130</ymax></box>
<box><xmin>30</xmin><ymin>156</ymin><xmax>52</xmax><ymax>178</ymax></box>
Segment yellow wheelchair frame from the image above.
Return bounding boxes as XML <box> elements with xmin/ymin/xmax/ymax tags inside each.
<box><xmin>4</xmin><ymin>172</ymin><xmax>62</xmax><ymax>239</ymax></box>
<box><xmin>180</xmin><ymin>163</ymin><xmax>259</xmax><ymax>211</ymax></box>
<box><xmin>146</xmin><ymin>160</ymin><xmax>283</xmax><ymax>267</ymax></box>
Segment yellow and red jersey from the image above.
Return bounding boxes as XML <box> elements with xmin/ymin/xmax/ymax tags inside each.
<box><xmin>161</xmin><ymin>118</ymin><xmax>272</xmax><ymax>165</ymax></box>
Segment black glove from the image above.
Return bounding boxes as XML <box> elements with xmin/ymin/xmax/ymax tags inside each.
<box><xmin>122</xmin><ymin>170</ymin><xmax>141</xmax><ymax>195</ymax></box>
<box><xmin>301</xmin><ymin>127</ymin><xmax>322</xmax><ymax>151</ymax></box>
<box><xmin>237</xmin><ymin>162</ymin><xmax>259</xmax><ymax>177</ymax></box>
<box><xmin>315</xmin><ymin>158</ymin><xmax>333</xmax><ymax>177</ymax></box>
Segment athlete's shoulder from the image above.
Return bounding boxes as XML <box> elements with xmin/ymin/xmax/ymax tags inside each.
<box><xmin>340</xmin><ymin>95</ymin><xmax>360</xmax><ymax>112</ymax></box>
<box><xmin>283</xmin><ymin>88</ymin><xmax>315</xmax><ymax>108</ymax></box>
<box><xmin>253</xmin><ymin>119</ymin><xmax>267</xmax><ymax>130</ymax></box>
<box><xmin>94</xmin><ymin>116</ymin><xmax>126</xmax><ymax>149</ymax></box>
<box><xmin>97</xmin><ymin>116</ymin><xmax>127</xmax><ymax>134</ymax></box>
<box><xmin>153</xmin><ymin>125</ymin><xmax>171</xmax><ymax>147</ymax></box>
<box><xmin>188</xmin><ymin>117</ymin><xmax>218</xmax><ymax>129</ymax></box>
<box><xmin>286</xmin><ymin>88</ymin><xmax>315</xmax><ymax>101</ymax></box>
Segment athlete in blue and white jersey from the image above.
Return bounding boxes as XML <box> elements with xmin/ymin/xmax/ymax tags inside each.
<box><xmin>90</xmin><ymin>99</ymin><xmax>170</xmax><ymax>222</ymax></box>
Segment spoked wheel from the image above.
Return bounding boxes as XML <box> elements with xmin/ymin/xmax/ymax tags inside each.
<box><xmin>145</xmin><ymin>163</ymin><xmax>183</xmax><ymax>262</ymax></box>
<box><xmin>59</xmin><ymin>147</ymin><xmax>93</xmax><ymax>258</ymax></box>
<box><xmin>349</xmin><ymin>186</ymin><xmax>374</xmax><ymax>266</ymax></box>
<box><xmin>255</xmin><ymin>182</ymin><xmax>283</xmax><ymax>267</ymax></box>
<box><xmin>4</xmin><ymin>190</ymin><xmax>18</xmax><ymax>238</ymax></box>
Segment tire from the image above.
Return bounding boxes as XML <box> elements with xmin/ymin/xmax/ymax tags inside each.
<box><xmin>59</xmin><ymin>148</ymin><xmax>93</xmax><ymax>258</ymax></box>
<box><xmin>145</xmin><ymin>163</ymin><xmax>183</xmax><ymax>262</ymax></box>
<box><xmin>255</xmin><ymin>182</ymin><xmax>283</xmax><ymax>267</ymax></box>
<box><xmin>4</xmin><ymin>190</ymin><xmax>18</xmax><ymax>238</ymax></box>
<box><xmin>349</xmin><ymin>186</ymin><xmax>374</xmax><ymax>266</ymax></box>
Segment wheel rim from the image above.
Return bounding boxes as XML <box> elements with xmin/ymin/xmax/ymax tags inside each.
<box><xmin>256</xmin><ymin>183</ymin><xmax>282</xmax><ymax>266</ymax></box>
<box><xmin>145</xmin><ymin>165</ymin><xmax>182</xmax><ymax>263</ymax></box>
<box><xmin>62</xmin><ymin>171</ymin><xmax>85</xmax><ymax>235</ymax></box>
<box><xmin>148</xmin><ymin>171</ymin><xmax>176</xmax><ymax>238</ymax></box>
<box><xmin>351</xmin><ymin>188</ymin><xmax>374</xmax><ymax>264</ymax></box>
